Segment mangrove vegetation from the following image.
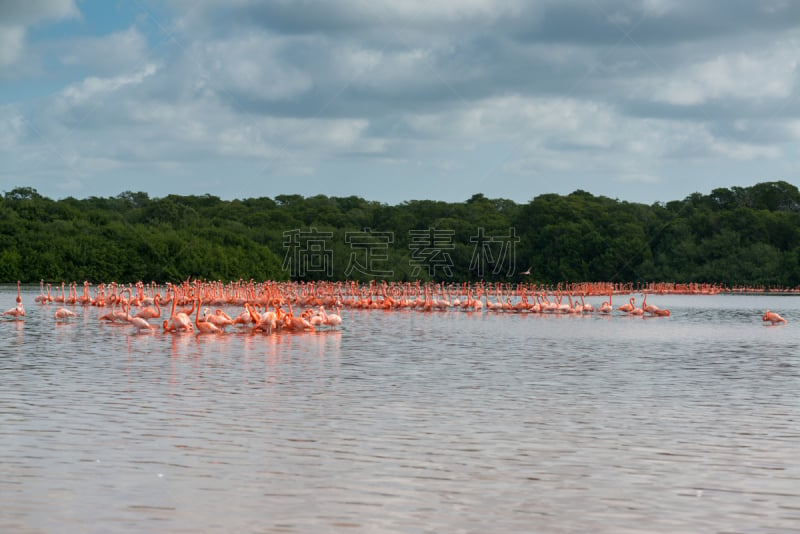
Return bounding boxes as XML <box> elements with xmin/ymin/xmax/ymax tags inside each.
<box><xmin>1</xmin><ymin>181</ymin><xmax>799</xmax><ymax>287</ymax></box>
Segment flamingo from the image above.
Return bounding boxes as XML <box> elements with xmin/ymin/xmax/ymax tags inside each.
<box><xmin>616</xmin><ymin>297</ymin><xmax>634</xmax><ymax>313</ymax></box>
<box><xmin>232</xmin><ymin>306</ymin><xmax>254</xmax><ymax>327</ymax></box>
<box><xmin>471</xmin><ymin>290</ymin><xmax>483</xmax><ymax>311</ymax></box>
<box><xmin>3</xmin><ymin>302</ymin><xmax>25</xmax><ymax>318</ymax></box>
<box><xmin>642</xmin><ymin>293</ymin><xmax>659</xmax><ymax>314</ymax></box>
<box><xmin>130</xmin><ymin>316</ymin><xmax>155</xmax><ymax>333</ymax></box>
<box><xmin>195</xmin><ymin>300</ymin><xmax>221</xmax><ymax>334</ymax></box>
<box><xmin>54</xmin><ymin>282</ymin><xmax>66</xmax><ymax>304</ymax></box>
<box><xmin>256</xmin><ymin>310</ymin><xmax>278</xmax><ymax>333</ymax></box>
<box><xmin>77</xmin><ymin>281</ymin><xmax>92</xmax><ymax>305</ymax></box>
<box><xmin>762</xmin><ymin>310</ymin><xmax>787</xmax><ymax>324</ymax></box>
<box><xmin>283</xmin><ymin>302</ymin><xmax>315</xmax><ymax>332</ymax></box>
<box><xmin>175</xmin><ymin>297</ymin><xmax>196</xmax><ymax>318</ymax></box>
<box><xmin>484</xmin><ymin>290</ymin><xmax>500</xmax><ymax>312</ymax></box>
<box><xmin>307</xmin><ymin>309</ymin><xmax>325</xmax><ymax>327</ymax></box>
<box><xmin>555</xmin><ymin>293</ymin><xmax>571</xmax><ymax>314</ymax></box>
<box><xmin>173</xmin><ymin>305</ymin><xmax>193</xmax><ymax>331</ymax></box>
<box><xmin>134</xmin><ymin>294</ymin><xmax>161</xmax><ymax>320</ymax></box>
<box><xmin>319</xmin><ymin>305</ymin><xmax>342</xmax><ymax>329</ymax></box>
<box><xmin>283</xmin><ymin>313</ymin><xmax>314</xmax><ymax>332</ymax></box>
<box><xmin>205</xmin><ymin>308</ymin><xmax>234</xmax><ymax>329</ymax></box>
<box><xmin>3</xmin><ymin>281</ymin><xmax>25</xmax><ymax>317</ymax></box>
<box><xmin>513</xmin><ymin>289</ymin><xmax>529</xmax><ymax>312</ymax></box>
<box><xmin>127</xmin><ymin>301</ymin><xmax>155</xmax><ymax>332</ymax></box>
<box><xmin>98</xmin><ymin>299</ymin><xmax>118</xmax><ymax>322</ymax></box>
<box><xmin>245</xmin><ymin>303</ymin><xmax>277</xmax><ymax>333</ymax></box>
<box><xmin>529</xmin><ymin>294</ymin><xmax>542</xmax><ymax>313</ymax></box>
<box><xmin>112</xmin><ymin>298</ymin><xmax>130</xmax><ymax>323</ymax></box>
<box><xmin>162</xmin><ymin>290</ymin><xmax>192</xmax><ymax>332</ymax></box>
<box><xmin>54</xmin><ymin>307</ymin><xmax>76</xmax><ymax>320</ymax></box>
<box><xmin>34</xmin><ymin>280</ymin><xmax>47</xmax><ymax>304</ymax></box>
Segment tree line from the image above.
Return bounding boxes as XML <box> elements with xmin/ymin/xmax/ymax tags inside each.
<box><xmin>1</xmin><ymin>181</ymin><xmax>799</xmax><ymax>287</ymax></box>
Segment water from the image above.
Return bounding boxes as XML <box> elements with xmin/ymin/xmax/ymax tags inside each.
<box><xmin>1</xmin><ymin>288</ymin><xmax>799</xmax><ymax>533</ymax></box>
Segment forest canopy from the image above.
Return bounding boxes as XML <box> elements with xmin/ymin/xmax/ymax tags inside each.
<box><xmin>1</xmin><ymin>181</ymin><xmax>799</xmax><ymax>287</ymax></box>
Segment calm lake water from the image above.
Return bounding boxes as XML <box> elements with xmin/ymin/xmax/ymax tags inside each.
<box><xmin>1</xmin><ymin>287</ymin><xmax>799</xmax><ymax>533</ymax></box>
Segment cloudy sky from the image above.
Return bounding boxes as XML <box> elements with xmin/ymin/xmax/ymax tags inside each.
<box><xmin>2</xmin><ymin>0</ymin><xmax>800</xmax><ymax>205</ymax></box>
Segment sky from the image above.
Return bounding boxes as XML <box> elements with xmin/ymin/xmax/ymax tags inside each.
<box><xmin>2</xmin><ymin>0</ymin><xmax>800</xmax><ymax>206</ymax></box>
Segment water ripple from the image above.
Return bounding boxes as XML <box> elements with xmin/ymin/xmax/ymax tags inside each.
<box><xmin>0</xmin><ymin>290</ymin><xmax>798</xmax><ymax>532</ymax></box>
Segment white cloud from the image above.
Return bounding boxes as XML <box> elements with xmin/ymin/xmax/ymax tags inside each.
<box><xmin>6</xmin><ymin>0</ymin><xmax>800</xmax><ymax>204</ymax></box>
<box><xmin>640</xmin><ymin>0</ymin><xmax>677</xmax><ymax>17</ymax></box>
<box><xmin>644</xmin><ymin>45</ymin><xmax>799</xmax><ymax>105</ymax></box>
<box><xmin>177</xmin><ymin>0</ymin><xmax>529</xmax><ymax>26</ymax></box>
<box><xmin>60</xmin><ymin>63</ymin><xmax>160</xmax><ymax>104</ymax></box>
<box><xmin>201</xmin><ymin>33</ymin><xmax>313</xmax><ymax>101</ymax></box>
<box><xmin>0</xmin><ymin>0</ymin><xmax>78</xmax><ymax>67</ymax></box>
<box><xmin>358</xmin><ymin>0</ymin><xmax>527</xmax><ymax>23</ymax></box>
<box><xmin>406</xmin><ymin>96</ymin><xmax>620</xmax><ymax>152</ymax></box>
<box><xmin>59</xmin><ymin>27</ymin><xmax>149</xmax><ymax>73</ymax></box>
<box><xmin>0</xmin><ymin>105</ymin><xmax>25</xmax><ymax>148</ymax></box>
<box><xmin>709</xmin><ymin>138</ymin><xmax>780</xmax><ymax>160</ymax></box>
<box><xmin>0</xmin><ymin>26</ymin><xmax>26</xmax><ymax>66</ymax></box>
<box><xmin>0</xmin><ymin>0</ymin><xmax>78</xmax><ymax>25</ymax></box>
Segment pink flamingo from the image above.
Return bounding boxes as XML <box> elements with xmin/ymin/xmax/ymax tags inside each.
<box><xmin>597</xmin><ymin>295</ymin><xmax>612</xmax><ymax>314</ymax></box>
<box><xmin>472</xmin><ymin>290</ymin><xmax>483</xmax><ymax>312</ymax></box>
<box><xmin>112</xmin><ymin>298</ymin><xmax>130</xmax><ymax>323</ymax></box>
<box><xmin>34</xmin><ymin>280</ymin><xmax>47</xmax><ymax>304</ymax></box>
<box><xmin>641</xmin><ymin>293</ymin><xmax>670</xmax><ymax>316</ymax></box>
<box><xmin>3</xmin><ymin>281</ymin><xmax>25</xmax><ymax>317</ymax></box>
<box><xmin>319</xmin><ymin>305</ymin><xmax>342</xmax><ymax>329</ymax></box>
<box><xmin>245</xmin><ymin>303</ymin><xmax>277</xmax><ymax>333</ymax></box>
<box><xmin>194</xmin><ymin>300</ymin><xmax>221</xmax><ymax>334</ymax></box>
<box><xmin>53</xmin><ymin>282</ymin><xmax>65</xmax><ymax>304</ymax></box>
<box><xmin>616</xmin><ymin>297</ymin><xmax>634</xmax><ymax>313</ymax></box>
<box><xmin>307</xmin><ymin>308</ymin><xmax>325</xmax><ymax>327</ymax></box>
<box><xmin>642</xmin><ymin>293</ymin><xmax>659</xmax><ymax>314</ymax></box>
<box><xmin>162</xmin><ymin>290</ymin><xmax>192</xmax><ymax>332</ymax></box>
<box><xmin>172</xmin><ymin>302</ymin><xmax>193</xmax><ymax>331</ymax></box>
<box><xmin>98</xmin><ymin>299</ymin><xmax>118</xmax><ymax>322</ymax></box>
<box><xmin>54</xmin><ymin>307</ymin><xmax>76</xmax><ymax>320</ymax></box>
<box><xmin>134</xmin><ymin>294</ymin><xmax>161</xmax><ymax>320</ymax></box>
<box><xmin>233</xmin><ymin>305</ymin><xmax>255</xmax><ymax>327</ymax></box>
<box><xmin>127</xmin><ymin>300</ymin><xmax>155</xmax><ymax>332</ymax></box>
<box><xmin>130</xmin><ymin>316</ymin><xmax>155</xmax><ymax>333</ymax></box>
<box><xmin>205</xmin><ymin>309</ymin><xmax>234</xmax><ymax>329</ymax></box>
<box><xmin>283</xmin><ymin>302</ymin><xmax>315</xmax><ymax>332</ymax></box>
<box><xmin>763</xmin><ymin>310</ymin><xmax>787</xmax><ymax>324</ymax></box>
<box><xmin>555</xmin><ymin>293</ymin><xmax>571</xmax><ymax>313</ymax></box>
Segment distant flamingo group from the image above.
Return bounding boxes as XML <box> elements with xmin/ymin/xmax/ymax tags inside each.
<box><xmin>2</xmin><ymin>279</ymin><xmax>792</xmax><ymax>331</ymax></box>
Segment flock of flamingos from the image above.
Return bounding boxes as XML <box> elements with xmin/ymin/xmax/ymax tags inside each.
<box><xmin>1</xmin><ymin>279</ymin><xmax>790</xmax><ymax>332</ymax></box>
